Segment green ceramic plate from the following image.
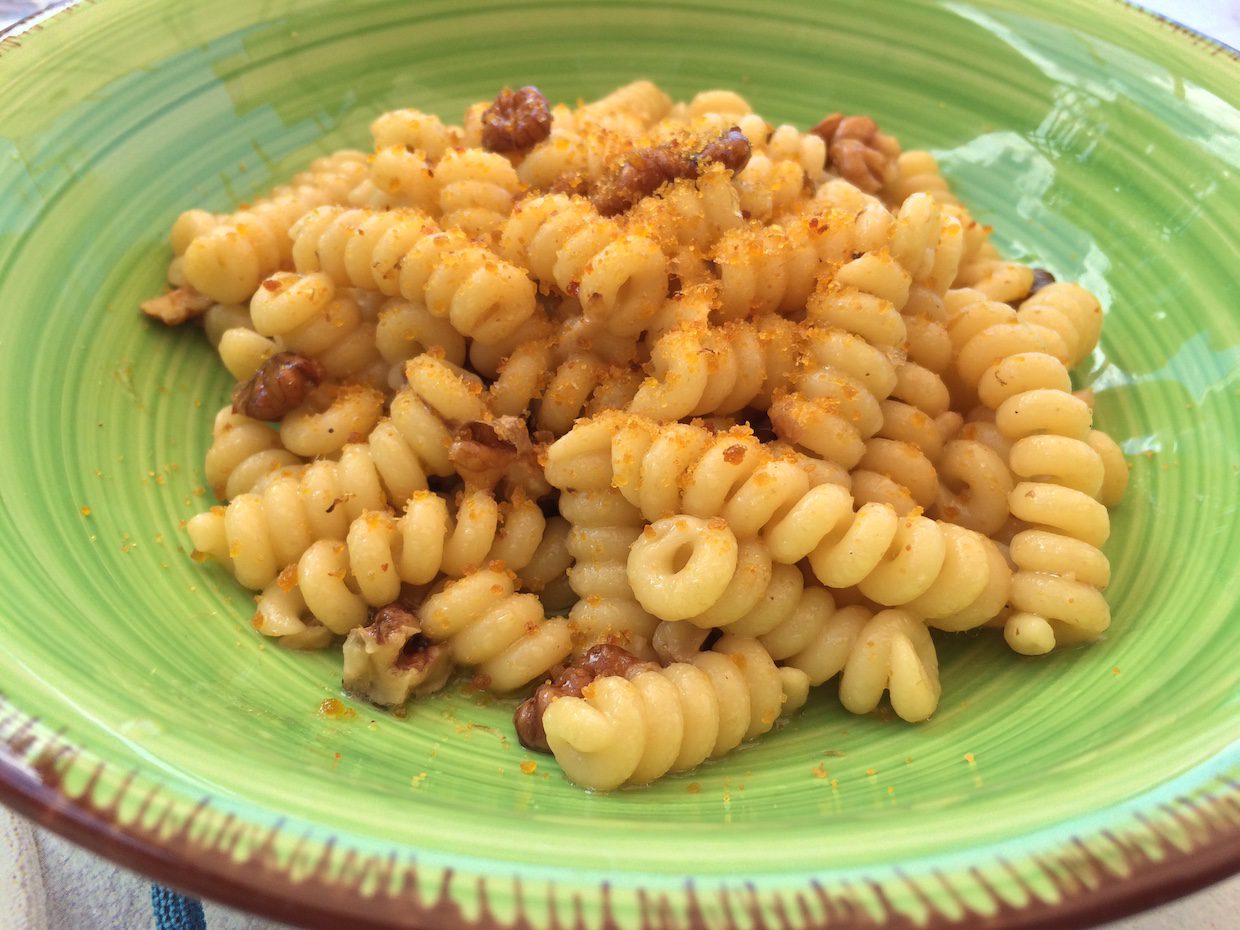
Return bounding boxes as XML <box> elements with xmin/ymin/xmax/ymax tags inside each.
<box><xmin>0</xmin><ymin>1</ymin><xmax>1237</xmax><ymax>928</ymax></box>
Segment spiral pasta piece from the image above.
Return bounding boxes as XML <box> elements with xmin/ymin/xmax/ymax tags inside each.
<box><xmin>634</xmin><ymin>528</ymin><xmax>944</xmax><ymax>724</ymax></box>
<box><xmin>270</xmin><ymin>489</ymin><xmax>564</xmax><ymax>632</ymax></box>
<box><xmin>691</xmin><ymin>179</ymin><xmax>897</xmax><ymax>324</ymax></box>
<box><xmin>433</xmin><ymin>148</ymin><xmax>523</xmax><ymax>239</ymax></box>
<box><xmin>420</xmin><ymin>568</ymin><xmax>573</xmax><ymax>692</ymax></box>
<box><xmin>179</xmin><ymin>152</ymin><xmax>368</xmax><ymax>304</ymax></box>
<box><xmin>268</xmin><ymin>561</ymin><xmax>572</xmax><ymax>695</ymax></box>
<box><xmin>709</xmin><ymin>219</ymin><xmax>821</xmax><ymax>320</ymax></box>
<box><xmin>762</xmin><ymin>123</ymin><xmax>829</xmax><ymax>185</ymax></box>
<box><xmin>368</xmin><ymin>108</ymin><xmax>457</xmax><ymax>156</ymax></box>
<box><xmin>731</xmin><ymin>152</ymin><xmax>807</xmax><ymax>222</ymax></box>
<box><xmin>540</xmin><ymin>635</ymin><xmax>808</xmax><ymax>789</ymax></box>
<box><xmin>486</xmin><ymin>337</ymin><xmax>642</xmax><ymax>436</ymax></box>
<box><xmin>885</xmin><ymin>150</ymin><xmax>959</xmax><ymax>207</ymax></box>
<box><xmin>374</xmin><ymin>297</ymin><xmax>468</xmax><ymax>388</ymax></box>
<box><xmin>241</xmin><ymin>272</ymin><xmax>388</xmax><ymax>383</ymax></box>
<box><xmin>353</xmin><ymin>488</ymin><xmax>562</xmax><ymax>590</ymax></box>
<box><xmin>627</xmin><ymin>515</ymin><xmax>740</xmax><ymax>621</ymax></box>
<box><xmin>349</xmin><ymin>109</ymin><xmax>458</xmax><ymax>210</ymax></box>
<box><xmin>514</xmin><ymin>108</ymin><xmax>634</xmax><ymax>190</ymax></box>
<box><xmin>185</xmin><ymin>451</ymin><xmax>389</xmax><ymax>591</ymax></box>
<box><xmin>290</xmin><ymin>206</ymin><xmax>537</xmax><ymax>344</ymax></box>
<box><xmin>806</xmin><ymin>179</ymin><xmax>898</xmax><ymax>250</ymax></box>
<box><xmin>544</xmin><ymin>412</ymin><xmax>850</xmax><ymax>532</ymax></box>
<box><xmin>582</xmin><ymin>80</ymin><xmax>675</xmax><ymax>127</ymax></box>
<box><xmin>559</xmin><ymin>488</ymin><xmax>659</xmax><ymax>660</ymax></box>
<box><xmin>932</xmin><ymin>431</ymin><xmax>1016</xmax><ymax>536</ymax></box>
<box><xmin>349</xmin><ymin>146</ymin><xmax>438</xmax><ymax>212</ymax></box>
<box><xmin>763</xmin><ymin>482</ymin><xmax>1010</xmax><ymax>629</ymax></box>
<box><xmin>272</xmin><ymin>385</ymin><xmax>382</xmax><ymax>462</ymax></box>
<box><xmin>943</xmin><ymin>287</ymin><xmax>1121</xmax><ymax>651</ymax></box>
<box><xmin>850</xmin><ymin>360</ymin><xmax>959</xmax><ymax>515</ymax></box>
<box><xmin>804</xmin><ymin>607</ymin><xmax>941</xmax><ymax>722</ymax></box>
<box><xmin>649</xmin><ymin>539</ymin><xmax>825</xmax><ymax>654</ymax></box>
<box><xmin>770</xmin><ymin>295</ymin><xmax>905</xmax><ymax>470</ymax></box>
<box><xmin>627</xmin><ymin>316</ymin><xmax>800</xmax><ymax>421</ymax></box>
<box><xmin>188</xmin><ymin>355</ymin><xmax>488</xmax><ymax>587</ymax></box>
<box><xmin>623</xmin><ymin>165</ymin><xmax>744</xmax><ymax>256</ymax></box>
<box><xmin>203</xmin><ymin>407</ymin><xmax>304</xmax><ymax>500</ymax></box>
<box><xmin>500</xmin><ymin>194</ymin><xmax>668</xmax><ymax>337</ymax></box>
<box><xmin>887</xmin><ymin>193</ymin><xmax>963</xmax><ymax>381</ymax></box>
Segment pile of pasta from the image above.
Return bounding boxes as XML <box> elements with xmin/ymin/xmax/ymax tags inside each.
<box><xmin>146</xmin><ymin>81</ymin><xmax>1128</xmax><ymax>791</ymax></box>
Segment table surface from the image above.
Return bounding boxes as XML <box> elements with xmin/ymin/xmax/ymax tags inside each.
<box><xmin>1</xmin><ymin>0</ymin><xmax>1237</xmax><ymax>928</ymax></box>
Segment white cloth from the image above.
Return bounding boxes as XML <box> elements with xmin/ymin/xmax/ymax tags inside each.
<box><xmin>0</xmin><ymin>807</ymin><xmax>293</xmax><ymax>929</ymax></box>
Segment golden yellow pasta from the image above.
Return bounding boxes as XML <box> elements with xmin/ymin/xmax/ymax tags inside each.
<box><xmin>538</xmin><ymin>636</ymin><xmax>808</xmax><ymax>790</ymax></box>
<box><xmin>149</xmin><ymin>80</ymin><xmax>1129</xmax><ymax>790</ymax></box>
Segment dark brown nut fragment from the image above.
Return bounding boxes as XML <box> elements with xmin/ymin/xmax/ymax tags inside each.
<box><xmin>513</xmin><ymin>665</ymin><xmax>592</xmax><ymax>753</ymax></box>
<box><xmin>690</xmin><ymin>127</ymin><xmax>752</xmax><ymax>174</ymax></box>
<box><xmin>549</xmin><ymin>172</ymin><xmax>590</xmax><ymax>196</ymax></box>
<box><xmin>481</xmin><ymin>86</ymin><xmax>553</xmax><ymax>152</ymax></box>
<box><xmin>810</xmin><ymin>112</ymin><xmax>900</xmax><ymax>194</ymax></box>
<box><xmin>342</xmin><ymin>602</ymin><xmax>452</xmax><ymax>707</ymax></box>
<box><xmin>1007</xmin><ymin>268</ymin><xmax>1057</xmax><ymax>308</ymax></box>
<box><xmin>592</xmin><ymin>128</ymin><xmax>752</xmax><ymax>217</ymax></box>
<box><xmin>139</xmin><ymin>286</ymin><xmax>213</xmax><ymax>326</ymax></box>
<box><xmin>592</xmin><ymin>146</ymin><xmax>694</xmax><ymax>216</ymax></box>
<box><xmin>808</xmin><ymin>113</ymin><xmax>843</xmax><ymax>145</ymax></box>
<box><xmin>579</xmin><ymin>642</ymin><xmax>657</xmax><ymax>679</ymax></box>
<box><xmin>1029</xmin><ymin>267</ymin><xmax>1056</xmax><ymax>296</ymax></box>
<box><xmin>449</xmin><ymin>415</ymin><xmax>550</xmax><ymax>497</ymax></box>
<box><xmin>370</xmin><ymin>602</ymin><xmax>440</xmax><ymax>673</ymax></box>
<box><xmin>231</xmin><ymin>352</ymin><xmax>326</xmax><ymax>422</ymax></box>
<box><xmin>513</xmin><ymin>644</ymin><xmax>655</xmax><ymax>752</ymax></box>
<box><xmin>449</xmin><ymin>419</ymin><xmax>520</xmax><ymax>490</ymax></box>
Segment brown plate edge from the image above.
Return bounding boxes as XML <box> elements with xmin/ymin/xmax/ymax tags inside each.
<box><xmin>2</xmin><ymin>700</ymin><xmax>1239</xmax><ymax>930</ymax></box>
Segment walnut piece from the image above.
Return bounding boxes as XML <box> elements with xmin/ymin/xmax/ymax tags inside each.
<box><xmin>449</xmin><ymin>416</ymin><xmax>550</xmax><ymax>498</ymax></box>
<box><xmin>513</xmin><ymin>644</ymin><xmax>656</xmax><ymax>752</ymax></box>
<box><xmin>342</xmin><ymin>602</ymin><xmax>453</xmax><ymax>707</ymax></box>
<box><xmin>809</xmin><ymin>113</ymin><xmax>900</xmax><ymax>194</ymax></box>
<box><xmin>690</xmin><ymin>127</ymin><xmax>752</xmax><ymax>174</ymax></box>
<box><xmin>481</xmin><ymin>86</ymin><xmax>553</xmax><ymax>153</ymax></box>
<box><xmin>1029</xmin><ymin>267</ymin><xmax>1056</xmax><ymax>296</ymax></box>
<box><xmin>231</xmin><ymin>352</ymin><xmax>326</xmax><ymax>422</ymax></box>
<box><xmin>139</xmin><ymin>286</ymin><xmax>212</xmax><ymax>326</ymax></box>
<box><xmin>591</xmin><ymin>127</ymin><xmax>753</xmax><ymax>216</ymax></box>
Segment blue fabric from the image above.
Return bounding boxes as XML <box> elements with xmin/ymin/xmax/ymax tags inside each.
<box><xmin>151</xmin><ymin>885</ymin><xmax>207</xmax><ymax>930</ymax></box>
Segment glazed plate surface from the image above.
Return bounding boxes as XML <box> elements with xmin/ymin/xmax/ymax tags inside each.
<box><xmin>0</xmin><ymin>2</ymin><xmax>1237</xmax><ymax>928</ymax></box>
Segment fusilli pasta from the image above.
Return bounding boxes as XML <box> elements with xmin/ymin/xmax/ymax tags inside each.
<box><xmin>152</xmin><ymin>81</ymin><xmax>1128</xmax><ymax>791</ymax></box>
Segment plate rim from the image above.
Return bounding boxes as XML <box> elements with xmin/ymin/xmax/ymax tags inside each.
<box><xmin>3</xmin><ymin>696</ymin><xmax>1239</xmax><ymax>930</ymax></box>
<box><xmin>0</xmin><ymin>0</ymin><xmax>1237</xmax><ymax>928</ymax></box>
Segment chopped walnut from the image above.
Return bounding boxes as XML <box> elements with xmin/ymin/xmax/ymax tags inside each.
<box><xmin>449</xmin><ymin>419</ymin><xmax>521</xmax><ymax>489</ymax></box>
<box><xmin>690</xmin><ymin>127</ymin><xmax>752</xmax><ymax>174</ymax></box>
<box><xmin>231</xmin><ymin>352</ymin><xmax>326</xmax><ymax>422</ymax></box>
<box><xmin>139</xmin><ymin>286</ymin><xmax>213</xmax><ymax>326</ymax></box>
<box><xmin>1029</xmin><ymin>267</ymin><xmax>1056</xmax><ymax>296</ymax></box>
<box><xmin>1007</xmin><ymin>268</ymin><xmax>1057</xmax><ymax>308</ymax></box>
<box><xmin>513</xmin><ymin>644</ymin><xmax>656</xmax><ymax>752</ymax></box>
<box><xmin>449</xmin><ymin>416</ymin><xmax>551</xmax><ymax>498</ymax></box>
<box><xmin>549</xmin><ymin>172</ymin><xmax>590</xmax><ymax>196</ymax></box>
<box><xmin>481</xmin><ymin>86</ymin><xmax>553</xmax><ymax>152</ymax></box>
<box><xmin>591</xmin><ymin>128</ymin><xmax>753</xmax><ymax>217</ymax></box>
<box><xmin>809</xmin><ymin>113</ymin><xmax>900</xmax><ymax>194</ymax></box>
<box><xmin>342</xmin><ymin>603</ymin><xmax>452</xmax><ymax>707</ymax></box>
